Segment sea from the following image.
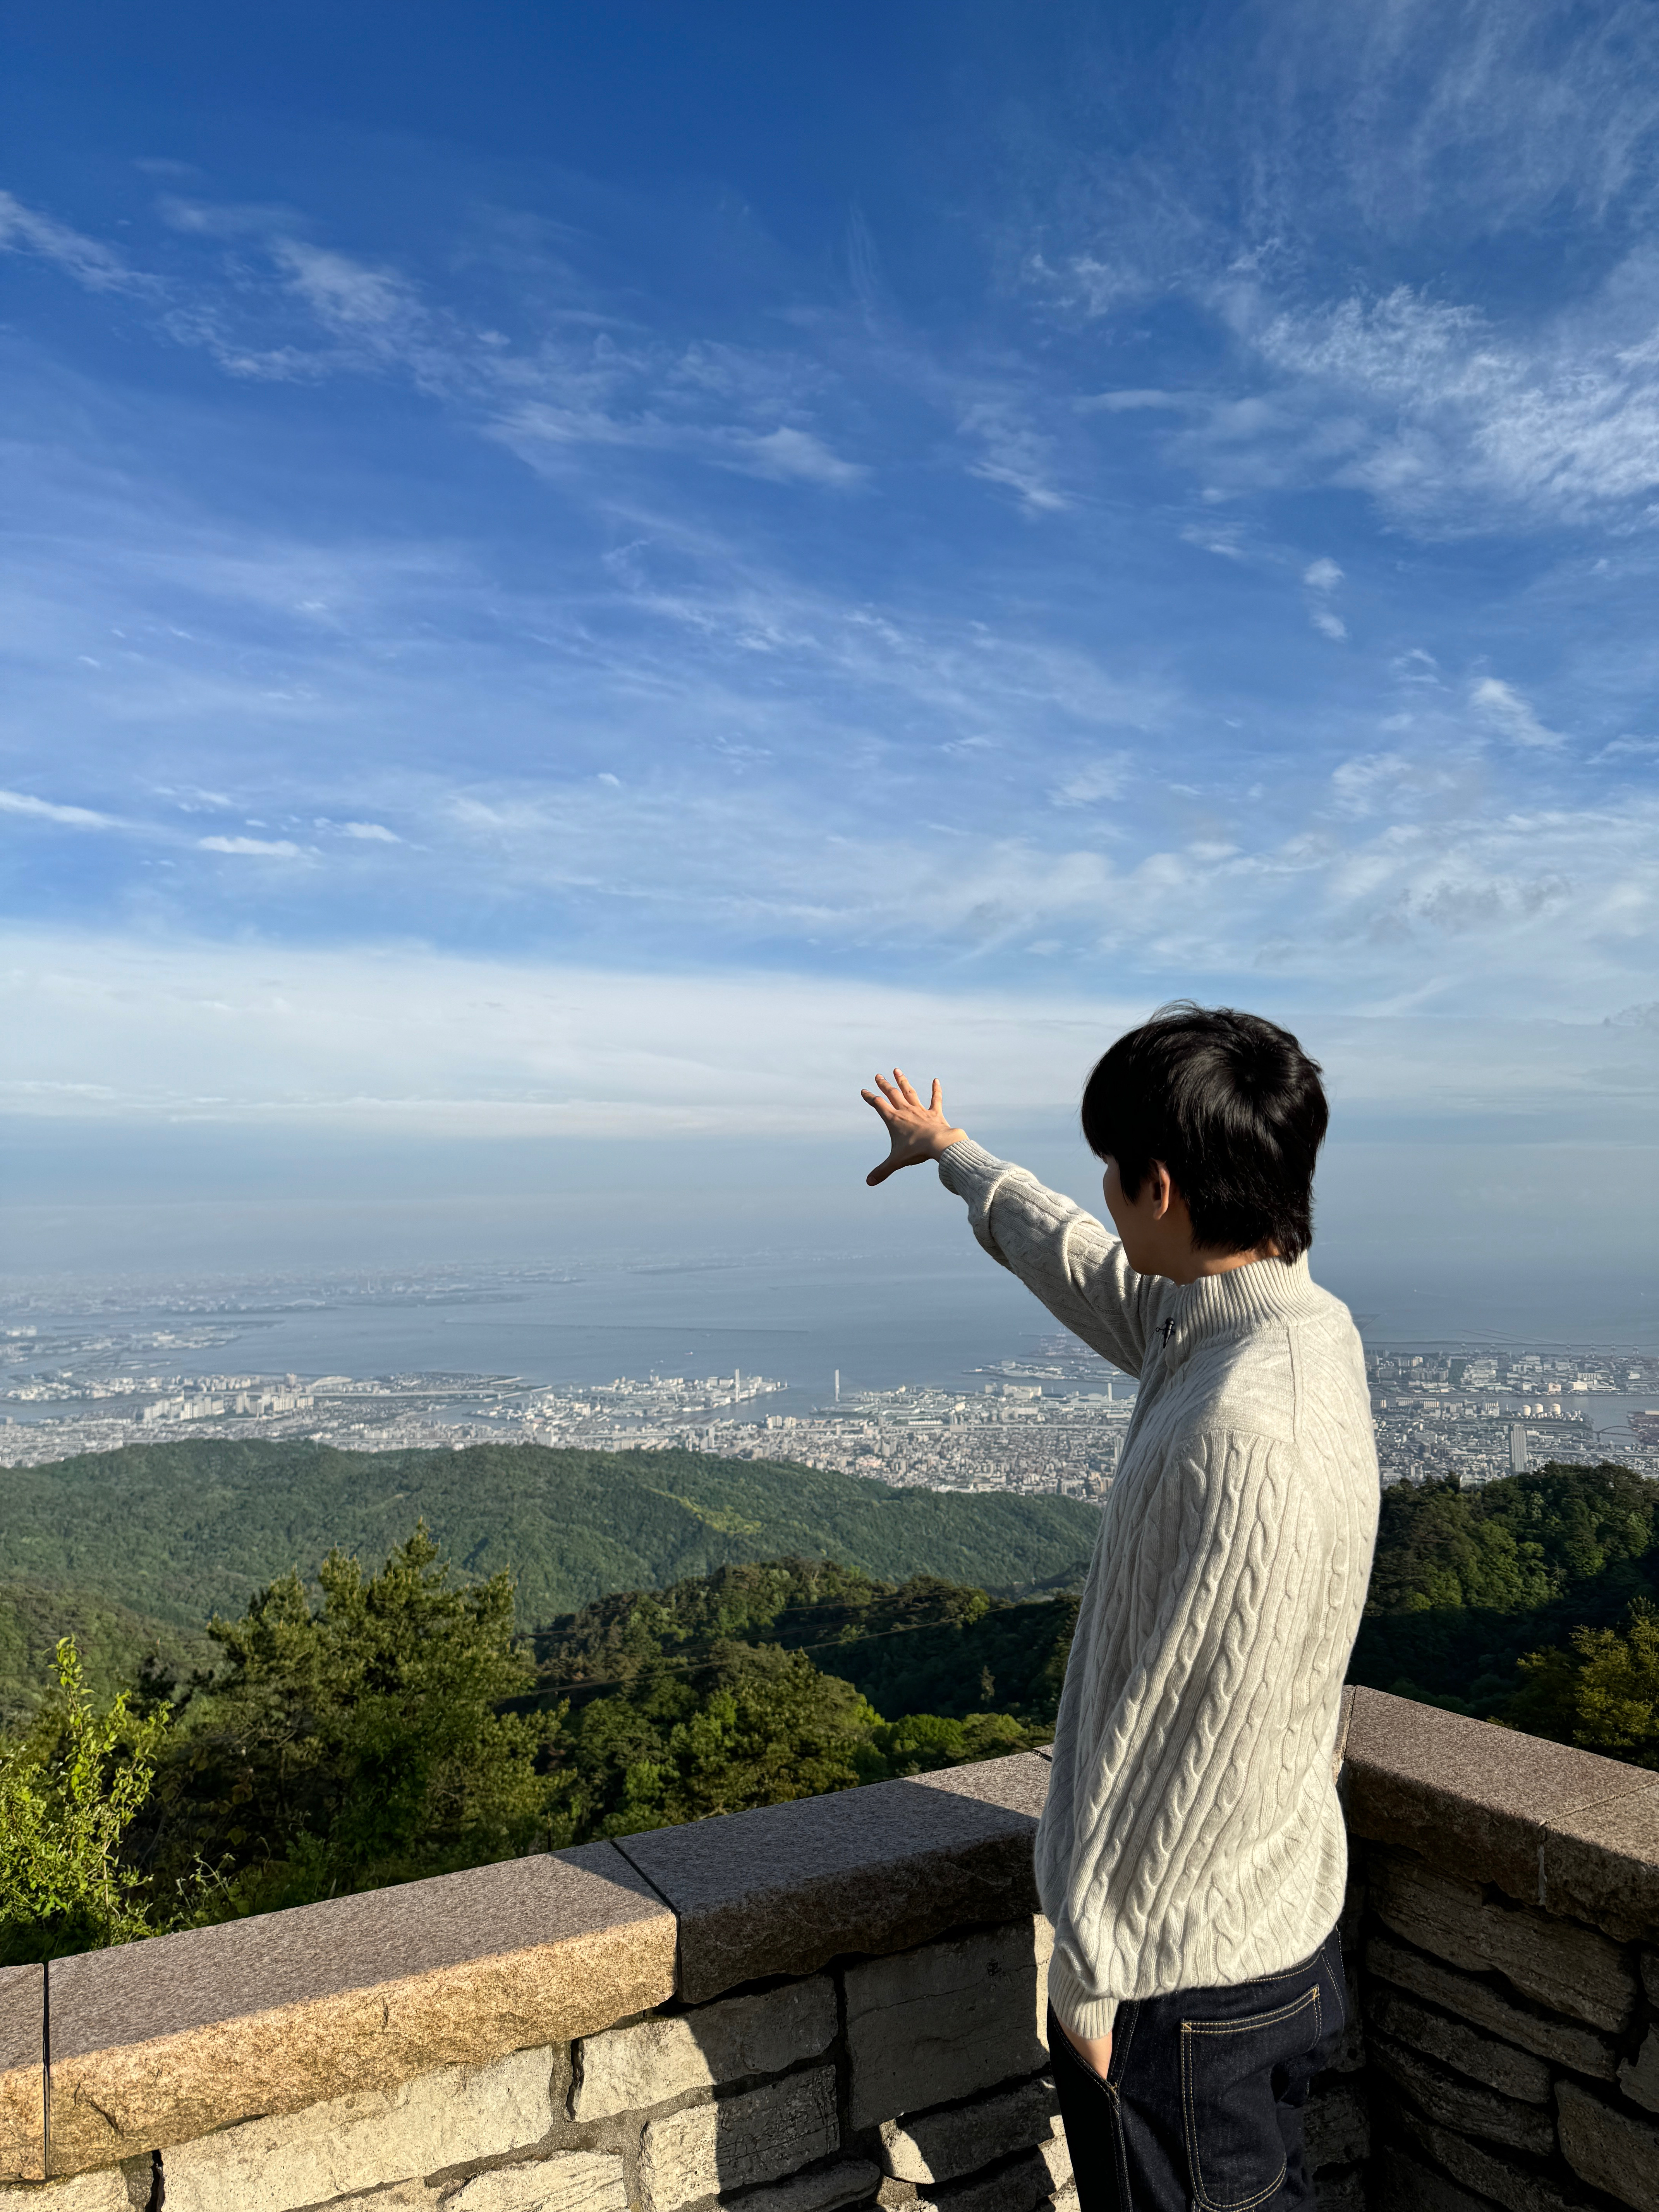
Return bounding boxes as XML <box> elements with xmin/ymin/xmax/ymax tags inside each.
<box><xmin>6</xmin><ymin>1243</ymin><xmax>1657</xmax><ymax>1438</ymax></box>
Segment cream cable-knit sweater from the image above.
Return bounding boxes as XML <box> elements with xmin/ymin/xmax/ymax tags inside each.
<box><xmin>937</xmin><ymin>1141</ymin><xmax>1378</xmax><ymax>2039</ymax></box>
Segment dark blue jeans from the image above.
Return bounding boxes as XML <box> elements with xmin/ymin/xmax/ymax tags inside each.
<box><xmin>1048</xmin><ymin>1930</ymin><xmax>1346</xmax><ymax>2212</ymax></box>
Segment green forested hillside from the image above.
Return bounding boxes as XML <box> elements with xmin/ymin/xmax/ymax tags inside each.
<box><xmin>0</xmin><ymin>1534</ymin><xmax>1068</xmax><ymax>1958</ymax></box>
<box><xmin>534</xmin><ymin>1557</ymin><xmax>1078</xmax><ymax>1726</ymax></box>
<box><xmin>9</xmin><ymin>1454</ymin><xmax>1659</xmax><ymax>1965</ymax></box>
<box><xmin>0</xmin><ymin>1438</ymin><xmax>1099</xmax><ymax>1629</ymax></box>
<box><xmin>0</xmin><ymin>1583</ymin><xmax>213</xmax><ymax>1725</ymax></box>
<box><xmin>1351</xmin><ymin>1462</ymin><xmax>1659</xmax><ymax>1764</ymax></box>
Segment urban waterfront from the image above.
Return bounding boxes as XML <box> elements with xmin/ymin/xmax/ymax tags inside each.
<box><xmin>4</xmin><ymin>1264</ymin><xmax>1655</xmax><ymax>1491</ymax></box>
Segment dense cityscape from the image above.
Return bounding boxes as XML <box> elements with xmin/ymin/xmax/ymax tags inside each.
<box><xmin>4</xmin><ymin>1297</ymin><xmax>1654</xmax><ymax>1490</ymax></box>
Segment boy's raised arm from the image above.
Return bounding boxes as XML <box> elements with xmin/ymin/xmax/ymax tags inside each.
<box><xmin>861</xmin><ymin>1069</ymin><xmax>1159</xmax><ymax>1376</ymax></box>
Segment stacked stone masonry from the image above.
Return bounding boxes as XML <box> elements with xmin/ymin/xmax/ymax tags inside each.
<box><xmin>0</xmin><ymin>1693</ymin><xmax>1653</xmax><ymax>2212</ymax></box>
<box><xmin>1345</xmin><ymin>1687</ymin><xmax>1659</xmax><ymax>2212</ymax></box>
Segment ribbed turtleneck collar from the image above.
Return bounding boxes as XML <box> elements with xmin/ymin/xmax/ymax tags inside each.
<box><xmin>1162</xmin><ymin>1252</ymin><xmax>1320</xmax><ymax>1359</ymax></box>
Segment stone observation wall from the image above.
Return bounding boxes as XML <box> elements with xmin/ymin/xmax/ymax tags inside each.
<box><xmin>1343</xmin><ymin>1689</ymin><xmax>1659</xmax><ymax>2212</ymax></box>
<box><xmin>0</xmin><ymin>1691</ymin><xmax>1654</xmax><ymax>2212</ymax></box>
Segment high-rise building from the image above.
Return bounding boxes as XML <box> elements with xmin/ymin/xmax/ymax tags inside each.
<box><xmin>1509</xmin><ymin>1424</ymin><xmax>1528</xmax><ymax>1474</ymax></box>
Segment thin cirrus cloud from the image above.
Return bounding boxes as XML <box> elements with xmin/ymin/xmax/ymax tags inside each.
<box><xmin>196</xmin><ymin>835</ymin><xmax>307</xmax><ymax>857</ymax></box>
<box><xmin>0</xmin><ymin>788</ymin><xmax>123</xmax><ymax>829</ymax></box>
<box><xmin>1469</xmin><ymin>677</ymin><xmax>1565</xmax><ymax>749</ymax></box>
<box><xmin>1303</xmin><ymin>558</ymin><xmax>1347</xmax><ymax>641</ymax></box>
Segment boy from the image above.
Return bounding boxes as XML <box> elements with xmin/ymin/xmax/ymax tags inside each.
<box><xmin>861</xmin><ymin>1004</ymin><xmax>1377</xmax><ymax>2212</ymax></box>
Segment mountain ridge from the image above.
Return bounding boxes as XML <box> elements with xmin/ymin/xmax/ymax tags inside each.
<box><xmin>0</xmin><ymin>1437</ymin><xmax>1101</xmax><ymax>1632</ymax></box>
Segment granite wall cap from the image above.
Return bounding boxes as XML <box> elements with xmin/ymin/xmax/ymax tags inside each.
<box><xmin>1345</xmin><ymin>1686</ymin><xmax>1657</xmax><ymax>1903</ymax></box>
<box><xmin>615</xmin><ymin>1754</ymin><xmax>1049</xmax><ymax>2003</ymax></box>
<box><xmin>1538</xmin><ymin>1786</ymin><xmax>1659</xmax><ymax>1944</ymax></box>
<box><xmin>45</xmin><ymin>1842</ymin><xmax>672</xmax><ymax>2176</ymax></box>
<box><xmin>0</xmin><ymin>1966</ymin><xmax>43</xmax><ymax>2184</ymax></box>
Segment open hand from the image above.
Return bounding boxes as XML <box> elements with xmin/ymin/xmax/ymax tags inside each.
<box><xmin>861</xmin><ymin>1069</ymin><xmax>966</xmax><ymax>1187</ymax></box>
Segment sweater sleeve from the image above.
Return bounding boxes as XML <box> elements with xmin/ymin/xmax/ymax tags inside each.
<box><xmin>936</xmin><ymin>1140</ymin><xmax>1162</xmax><ymax>1376</ymax></box>
<box><xmin>1038</xmin><ymin>1429</ymin><xmax>1330</xmax><ymax>2039</ymax></box>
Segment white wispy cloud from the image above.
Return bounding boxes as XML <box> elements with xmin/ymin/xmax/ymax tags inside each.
<box><xmin>1248</xmin><ymin>0</ymin><xmax>1659</xmax><ymax>246</ymax></box>
<box><xmin>1224</xmin><ymin>278</ymin><xmax>1659</xmax><ymax>530</ymax></box>
<box><xmin>958</xmin><ymin>401</ymin><xmax>1068</xmax><ymax>513</ymax></box>
<box><xmin>0</xmin><ymin>189</ymin><xmax>876</xmax><ymax>493</ymax></box>
<box><xmin>1470</xmin><ymin>676</ymin><xmax>1565</xmax><ymax>749</ymax></box>
<box><xmin>0</xmin><ymin>191</ymin><xmax>152</xmax><ymax>295</ymax></box>
<box><xmin>198</xmin><ymin>835</ymin><xmax>306</xmax><ymax>857</ymax></box>
<box><xmin>1015</xmin><ymin>2</ymin><xmax>1659</xmax><ymax>539</ymax></box>
<box><xmin>717</xmin><ymin>426</ymin><xmax>867</xmax><ymax>488</ymax></box>
<box><xmin>1048</xmin><ymin>757</ymin><xmax>1130</xmax><ymax>807</ymax></box>
<box><xmin>270</xmin><ymin>242</ymin><xmax>420</xmax><ymax>334</ymax></box>
<box><xmin>1075</xmin><ymin>390</ymin><xmax>1192</xmax><ymax>415</ymax></box>
<box><xmin>1300</xmin><ymin>558</ymin><xmax>1347</xmax><ymax>640</ymax></box>
<box><xmin>0</xmin><ymin>788</ymin><xmax>122</xmax><ymax>829</ymax></box>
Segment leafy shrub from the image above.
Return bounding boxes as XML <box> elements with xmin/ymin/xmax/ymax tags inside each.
<box><xmin>0</xmin><ymin>1638</ymin><xmax>170</xmax><ymax>1962</ymax></box>
<box><xmin>1508</xmin><ymin>1599</ymin><xmax>1659</xmax><ymax>1768</ymax></box>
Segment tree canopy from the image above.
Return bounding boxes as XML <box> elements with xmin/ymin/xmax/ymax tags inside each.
<box><xmin>1352</xmin><ymin>1461</ymin><xmax>1659</xmax><ymax>1760</ymax></box>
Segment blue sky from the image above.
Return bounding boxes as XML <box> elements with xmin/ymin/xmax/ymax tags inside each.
<box><xmin>4</xmin><ymin>1</ymin><xmax>1658</xmax><ymax>1294</ymax></box>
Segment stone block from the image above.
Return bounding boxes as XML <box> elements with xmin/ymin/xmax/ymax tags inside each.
<box><xmin>1369</xmin><ymin>2033</ymin><xmax>1553</xmax><ymax>2155</ymax></box>
<box><xmin>730</xmin><ymin>2160</ymin><xmax>880</xmax><ymax>2212</ymax></box>
<box><xmin>1464</xmin><ymin>1899</ymin><xmax>1634</xmax><ymax>2035</ymax></box>
<box><xmin>903</xmin><ymin>2140</ymin><xmax>1069</xmax><ymax>2212</ymax></box>
<box><xmin>1369</xmin><ymin>1850</ymin><xmax>1636</xmax><ymax>2032</ymax></box>
<box><xmin>1389</xmin><ymin>2103</ymin><xmax>1583</xmax><ymax>2212</ymax></box>
<box><xmin>1311</xmin><ymin>2167</ymin><xmax>1365</xmax><ymax>2212</ymax></box>
<box><xmin>45</xmin><ymin>1843</ymin><xmax>671</xmax><ymax>2176</ymax></box>
<box><xmin>878</xmin><ymin>2073</ymin><xmax>1059</xmax><ymax>2184</ymax></box>
<box><xmin>1619</xmin><ymin>2028</ymin><xmax>1659</xmax><ymax>2114</ymax></box>
<box><xmin>447</xmin><ymin>2152</ymin><xmax>627</xmax><ymax>2212</ymax></box>
<box><xmin>1646</xmin><ymin>1948</ymin><xmax>1659</xmax><ymax>2003</ymax></box>
<box><xmin>1557</xmin><ymin>2079</ymin><xmax>1659</xmax><ymax>2212</ymax></box>
<box><xmin>1366</xmin><ymin>1932</ymin><xmax>1617</xmax><ymax>2079</ymax></box>
<box><xmin>0</xmin><ymin>1966</ymin><xmax>42</xmax><ymax>2185</ymax></box>
<box><xmin>572</xmin><ymin>1978</ymin><xmax>835</xmax><ymax>2119</ymax></box>
<box><xmin>616</xmin><ymin>1757</ymin><xmax>1049</xmax><ymax>2002</ymax></box>
<box><xmin>1368</xmin><ymin>1853</ymin><xmax>1492</xmax><ymax>1972</ymax></box>
<box><xmin>1540</xmin><ymin>1788</ymin><xmax>1659</xmax><ymax>1943</ymax></box>
<box><xmin>0</xmin><ymin>2171</ymin><xmax>143</xmax><ymax>2212</ymax></box>
<box><xmin>1345</xmin><ymin>1687</ymin><xmax>1656</xmax><ymax>1902</ymax></box>
<box><xmin>845</xmin><ymin>1921</ymin><xmax>1051</xmax><ymax>2129</ymax></box>
<box><xmin>1370</xmin><ymin>2146</ymin><xmax>1504</xmax><ymax>2212</ymax></box>
<box><xmin>637</xmin><ymin>2066</ymin><xmax>838</xmax><ymax>2212</ymax></box>
<box><xmin>1302</xmin><ymin>2082</ymin><xmax>1369</xmax><ymax>2172</ymax></box>
<box><xmin>158</xmin><ymin>2042</ymin><xmax>555</xmax><ymax>2212</ymax></box>
<box><xmin>1366</xmin><ymin>1984</ymin><xmax>1552</xmax><ymax>2102</ymax></box>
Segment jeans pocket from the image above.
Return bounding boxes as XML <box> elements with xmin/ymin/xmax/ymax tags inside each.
<box><xmin>1180</xmin><ymin>1983</ymin><xmax>1322</xmax><ymax>2212</ymax></box>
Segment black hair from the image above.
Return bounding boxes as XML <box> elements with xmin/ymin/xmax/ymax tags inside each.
<box><xmin>1079</xmin><ymin>1003</ymin><xmax>1328</xmax><ymax>1262</ymax></box>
